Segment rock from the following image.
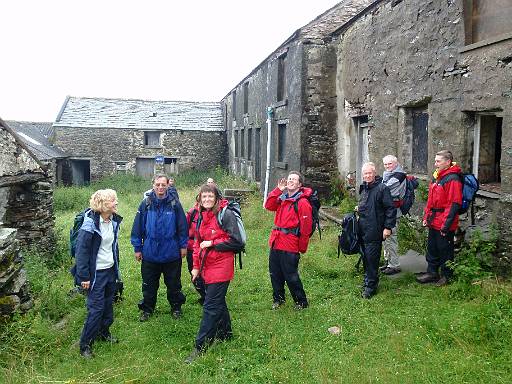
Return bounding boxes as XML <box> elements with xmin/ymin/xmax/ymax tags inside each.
<box><xmin>328</xmin><ymin>326</ymin><xmax>341</xmax><ymax>335</ymax></box>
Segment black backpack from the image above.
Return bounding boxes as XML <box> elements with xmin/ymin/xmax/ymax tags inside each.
<box><xmin>400</xmin><ymin>175</ymin><xmax>419</xmax><ymax>215</ymax></box>
<box><xmin>337</xmin><ymin>212</ymin><xmax>361</xmax><ymax>256</ymax></box>
<box><xmin>69</xmin><ymin>208</ymin><xmax>91</xmax><ymax>258</ymax></box>
<box><xmin>293</xmin><ymin>190</ymin><xmax>322</xmax><ymax>239</ymax></box>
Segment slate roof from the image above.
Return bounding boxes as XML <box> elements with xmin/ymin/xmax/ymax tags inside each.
<box><xmin>6</xmin><ymin>121</ymin><xmax>68</xmax><ymax>160</ymax></box>
<box><xmin>53</xmin><ymin>96</ymin><xmax>224</xmax><ymax>132</ymax></box>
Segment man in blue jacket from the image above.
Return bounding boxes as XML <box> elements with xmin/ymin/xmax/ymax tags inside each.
<box><xmin>131</xmin><ymin>174</ymin><xmax>188</xmax><ymax>321</ymax></box>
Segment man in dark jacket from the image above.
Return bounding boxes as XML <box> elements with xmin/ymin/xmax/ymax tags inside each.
<box><xmin>131</xmin><ymin>174</ymin><xmax>188</xmax><ymax>321</ymax></box>
<box><xmin>357</xmin><ymin>162</ymin><xmax>396</xmax><ymax>299</ymax></box>
<box><xmin>417</xmin><ymin>150</ymin><xmax>463</xmax><ymax>286</ymax></box>
<box><xmin>264</xmin><ymin>171</ymin><xmax>313</xmax><ymax>310</ymax></box>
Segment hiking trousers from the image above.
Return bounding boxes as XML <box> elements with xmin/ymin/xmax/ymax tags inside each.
<box><xmin>426</xmin><ymin>228</ymin><xmax>454</xmax><ymax>278</ymax></box>
<box><xmin>80</xmin><ymin>266</ymin><xmax>116</xmax><ymax>349</ymax></box>
<box><xmin>269</xmin><ymin>248</ymin><xmax>308</xmax><ymax>306</ymax></box>
<box><xmin>195</xmin><ymin>281</ymin><xmax>232</xmax><ymax>350</ymax></box>
<box><xmin>383</xmin><ymin>217</ymin><xmax>400</xmax><ymax>268</ymax></box>
<box><xmin>139</xmin><ymin>258</ymin><xmax>186</xmax><ymax>313</ymax></box>
<box><xmin>361</xmin><ymin>241</ymin><xmax>382</xmax><ymax>293</ymax></box>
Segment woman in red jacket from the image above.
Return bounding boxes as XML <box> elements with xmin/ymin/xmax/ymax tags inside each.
<box><xmin>185</xmin><ymin>184</ymin><xmax>243</xmax><ymax>363</ymax></box>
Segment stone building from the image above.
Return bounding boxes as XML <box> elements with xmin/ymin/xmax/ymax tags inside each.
<box><xmin>53</xmin><ymin>96</ymin><xmax>225</xmax><ymax>183</ymax></box>
<box><xmin>221</xmin><ymin>0</ymin><xmax>374</xmax><ymax>196</ymax></box>
<box><xmin>7</xmin><ymin>121</ymin><xmax>69</xmax><ymax>185</ymax></box>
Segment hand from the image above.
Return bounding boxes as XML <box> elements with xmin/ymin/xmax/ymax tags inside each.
<box><xmin>180</xmin><ymin>248</ymin><xmax>187</xmax><ymax>258</ymax></box>
<box><xmin>277</xmin><ymin>178</ymin><xmax>287</xmax><ymax>191</ymax></box>
<box><xmin>191</xmin><ymin>268</ymin><xmax>199</xmax><ymax>282</ymax></box>
<box><xmin>422</xmin><ymin>220</ymin><xmax>427</xmax><ymax>227</ymax></box>
<box><xmin>383</xmin><ymin>228</ymin><xmax>392</xmax><ymax>240</ymax></box>
<box><xmin>200</xmin><ymin>240</ymin><xmax>213</xmax><ymax>249</ymax></box>
<box><xmin>440</xmin><ymin>231</ymin><xmax>446</xmax><ymax>237</ymax></box>
<box><xmin>81</xmin><ymin>281</ymin><xmax>90</xmax><ymax>290</ymax></box>
<box><xmin>134</xmin><ymin>252</ymin><xmax>142</xmax><ymax>262</ymax></box>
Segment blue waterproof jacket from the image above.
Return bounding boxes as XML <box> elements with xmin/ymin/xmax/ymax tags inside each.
<box><xmin>130</xmin><ymin>190</ymin><xmax>188</xmax><ymax>263</ymax></box>
<box><xmin>71</xmin><ymin>210</ymin><xmax>123</xmax><ymax>289</ymax></box>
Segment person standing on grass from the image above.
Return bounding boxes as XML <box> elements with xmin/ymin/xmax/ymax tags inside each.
<box><xmin>185</xmin><ymin>184</ymin><xmax>244</xmax><ymax>363</ymax></box>
<box><xmin>357</xmin><ymin>162</ymin><xmax>396</xmax><ymax>299</ymax></box>
<box><xmin>380</xmin><ymin>155</ymin><xmax>407</xmax><ymax>275</ymax></box>
<box><xmin>417</xmin><ymin>150</ymin><xmax>462</xmax><ymax>286</ymax></box>
<box><xmin>131</xmin><ymin>174</ymin><xmax>188</xmax><ymax>322</ymax></box>
<box><xmin>72</xmin><ymin>189</ymin><xmax>122</xmax><ymax>359</ymax></box>
<box><xmin>264</xmin><ymin>171</ymin><xmax>312</xmax><ymax>310</ymax></box>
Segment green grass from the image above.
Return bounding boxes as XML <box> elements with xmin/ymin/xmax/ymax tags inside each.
<box><xmin>1</xmin><ymin>173</ymin><xmax>511</xmax><ymax>383</ymax></box>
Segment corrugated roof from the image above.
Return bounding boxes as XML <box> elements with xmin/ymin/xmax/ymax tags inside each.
<box><xmin>6</xmin><ymin>121</ymin><xmax>68</xmax><ymax>160</ymax></box>
<box><xmin>53</xmin><ymin>97</ymin><xmax>224</xmax><ymax>132</ymax></box>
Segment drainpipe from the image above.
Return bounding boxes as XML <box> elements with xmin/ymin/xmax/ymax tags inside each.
<box><xmin>263</xmin><ymin>106</ymin><xmax>274</xmax><ymax>206</ymax></box>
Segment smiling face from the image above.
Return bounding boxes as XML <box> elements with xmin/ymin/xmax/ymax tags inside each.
<box><xmin>383</xmin><ymin>159</ymin><xmax>397</xmax><ymax>172</ymax></box>
<box><xmin>286</xmin><ymin>173</ymin><xmax>302</xmax><ymax>195</ymax></box>
<box><xmin>104</xmin><ymin>197</ymin><xmax>118</xmax><ymax>215</ymax></box>
<box><xmin>200</xmin><ymin>191</ymin><xmax>216</xmax><ymax>210</ymax></box>
<box><xmin>153</xmin><ymin>176</ymin><xmax>168</xmax><ymax>198</ymax></box>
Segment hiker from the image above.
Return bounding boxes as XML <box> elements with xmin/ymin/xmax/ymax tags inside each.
<box><xmin>417</xmin><ymin>150</ymin><xmax>463</xmax><ymax>286</ymax></box>
<box><xmin>264</xmin><ymin>171</ymin><xmax>312</xmax><ymax>310</ymax></box>
<box><xmin>185</xmin><ymin>184</ymin><xmax>243</xmax><ymax>363</ymax></box>
<box><xmin>207</xmin><ymin>177</ymin><xmax>215</xmax><ymax>186</ymax></box>
<box><xmin>357</xmin><ymin>162</ymin><xmax>396</xmax><ymax>299</ymax></box>
<box><xmin>185</xmin><ymin>194</ymin><xmax>206</xmax><ymax>304</ymax></box>
<box><xmin>381</xmin><ymin>155</ymin><xmax>407</xmax><ymax>275</ymax></box>
<box><xmin>73</xmin><ymin>189</ymin><xmax>122</xmax><ymax>358</ymax></box>
<box><xmin>143</xmin><ymin>176</ymin><xmax>178</xmax><ymax>199</ymax></box>
<box><xmin>131</xmin><ymin>174</ymin><xmax>188</xmax><ymax>322</ymax></box>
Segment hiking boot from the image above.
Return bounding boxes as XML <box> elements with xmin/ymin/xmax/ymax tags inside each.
<box><xmin>80</xmin><ymin>345</ymin><xmax>93</xmax><ymax>359</ymax></box>
<box><xmin>98</xmin><ymin>333</ymin><xmax>119</xmax><ymax>343</ymax></box>
<box><xmin>379</xmin><ymin>265</ymin><xmax>389</xmax><ymax>272</ymax></box>
<box><xmin>139</xmin><ymin>311</ymin><xmax>151</xmax><ymax>322</ymax></box>
<box><xmin>171</xmin><ymin>308</ymin><xmax>183</xmax><ymax>319</ymax></box>
<box><xmin>416</xmin><ymin>272</ymin><xmax>440</xmax><ymax>284</ymax></box>
<box><xmin>435</xmin><ymin>276</ymin><xmax>450</xmax><ymax>287</ymax></box>
<box><xmin>381</xmin><ymin>267</ymin><xmax>401</xmax><ymax>276</ymax></box>
<box><xmin>361</xmin><ymin>289</ymin><xmax>375</xmax><ymax>299</ymax></box>
<box><xmin>271</xmin><ymin>301</ymin><xmax>284</xmax><ymax>310</ymax></box>
<box><xmin>294</xmin><ymin>302</ymin><xmax>308</xmax><ymax>310</ymax></box>
<box><xmin>184</xmin><ymin>348</ymin><xmax>201</xmax><ymax>364</ymax></box>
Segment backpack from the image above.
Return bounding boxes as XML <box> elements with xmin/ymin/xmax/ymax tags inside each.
<box><xmin>69</xmin><ymin>208</ymin><xmax>91</xmax><ymax>257</ymax></box>
<box><xmin>438</xmin><ymin>173</ymin><xmax>479</xmax><ymax>214</ymax></box>
<box><xmin>400</xmin><ymin>175</ymin><xmax>419</xmax><ymax>215</ymax></box>
<box><xmin>293</xmin><ymin>190</ymin><xmax>322</xmax><ymax>239</ymax></box>
<box><xmin>196</xmin><ymin>201</ymin><xmax>247</xmax><ymax>269</ymax></box>
<box><xmin>337</xmin><ymin>212</ymin><xmax>361</xmax><ymax>257</ymax></box>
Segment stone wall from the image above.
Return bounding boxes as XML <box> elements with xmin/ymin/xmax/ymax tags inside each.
<box><xmin>0</xmin><ymin>228</ymin><xmax>33</xmax><ymax>318</ymax></box>
<box><xmin>54</xmin><ymin>127</ymin><xmax>226</xmax><ymax>179</ymax></box>
<box><xmin>335</xmin><ymin>0</ymin><xmax>512</xmax><ymax>263</ymax></box>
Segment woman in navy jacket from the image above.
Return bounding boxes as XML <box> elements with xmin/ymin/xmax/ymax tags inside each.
<box><xmin>73</xmin><ymin>189</ymin><xmax>122</xmax><ymax>358</ymax></box>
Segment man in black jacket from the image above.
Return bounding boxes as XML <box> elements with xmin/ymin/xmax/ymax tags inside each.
<box><xmin>357</xmin><ymin>162</ymin><xmax>396</xmax><ymax>299</ymax></box>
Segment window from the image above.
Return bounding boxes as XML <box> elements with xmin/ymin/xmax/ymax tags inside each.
<box><xmin>234</xmin><ymin>130</ymin><xmax>239</xmax><ymax>157</ymax></box>
<box><xmin>277</xmin><ymin>123</ymin><xmax>286</xmax><ymax>162</ymax></box>
<box><xmin>277</xmin><ymin>54</ymin><xmax>287</xmax><ymax>102</ymax></box>
<box><xmin>247</xmin><ymin>128</ymin><xmax>253</xmax><ymax>159</ymax></box>
<box><xmin>241</xmin><ymin>128</ymin><xmax>245</xmax><ymax>158</ymax></box>
<box><xmin>464</xmin><ymin>0</ymin><xmax>512</xmax><ymax>45</ymax></box>
<box><xmin>473</xmin><ymin>114</ymin><xmax>502</xmax><ymax>185</ymax></box>
<box><xmin>411</xmin><ymin>109</ymin><xmax>429</xmax><ymax>174</ymax></box>
<box><xmin>144</xmin><ymin>131</ymin><xmax>161</xmax><ymax>147</ymax></box>
<box><xmin>115</xmin><ymin>161</ymin><xmax>128</xmax><ymax>173</ymax></box>
<box><xmin>232</xmin><ymin>90</ymin><xmax>237</xmax><ymax>118</ymax></box>
<box><xmin>243</xmin><ymin>82</ymin><xmax>249</xmax><ymax>114</ymax></box>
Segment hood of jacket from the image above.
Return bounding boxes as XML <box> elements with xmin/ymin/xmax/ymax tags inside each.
<box><xmin>279</xmin><ymin>187</ymin><xmax>313</xmax><ymax>202</ymax></box>
<box><xmin>383</xmin><ymin>164</ymin><xmax>405</xmax><ymax>183</ymax></box>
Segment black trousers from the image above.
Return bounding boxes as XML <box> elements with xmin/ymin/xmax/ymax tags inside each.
<box><xmin>80</xmin><ymin>267</ymin><xmax>116</xmax><ymax>350</ymax></box>
<box><xmin>139</xmin><ymin>258</ymin><xmax>186</xmax><ymax>313</ymax></box>
<box><xmin>186</xmin><ymin>249</ymin><xmax>206</xmax><ymax>301</ymax></box>
<box><xmin>269</xmin><ymin>248</ymin><xmax>308</xmax><ymax>306</ymax></box>
<box><xmin>195</xmin><ymin>281</ymin><xmax>232</xmax><ymax>350</ymax></box>
<box><xmin>426</xmin><ymin>228</ymin><xmax>454</xmax><ymax>278</ymax></box>
<box><xmin>361</xmin><ymin>241</ymin><xmax>382</xmax><ymax>293</ymax></box>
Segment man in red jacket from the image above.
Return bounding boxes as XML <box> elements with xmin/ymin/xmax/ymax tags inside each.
<box><xmin>418</xmin><ymin>150</ymin><xmax>463</xmax><ymax>286</ymax></box>
<box><xmin>264</xmin><ymin>171</ymin><xmax>312</xmax><ymax>310</ymax></box>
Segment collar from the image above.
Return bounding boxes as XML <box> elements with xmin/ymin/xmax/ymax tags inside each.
<box><xmin>100</xmin><ymin>215</ymin><xmax>112</xmax><ymax>224</ymax></box>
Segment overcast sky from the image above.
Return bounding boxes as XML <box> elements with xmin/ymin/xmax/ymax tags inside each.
<box><xmin>1</xmin><ymin>0</ymin><xmax>341</xmax><ymax>122</ymax></box>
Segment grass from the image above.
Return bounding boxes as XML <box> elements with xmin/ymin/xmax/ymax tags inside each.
<box><xmin>1</xmin><ymin>173</ymin><xmax>511</xmax><ymax>383</ymax></box>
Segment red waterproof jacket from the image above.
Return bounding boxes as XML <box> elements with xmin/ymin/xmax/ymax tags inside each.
<box><xmin>186</xmin><ymin>204</ymin><xmax>199</xmax><ymax>251</ymax></box>
<box><xmin>192</xmin><ymin>199</ymin><xmax>235</xmax><ymax>284</ymax></box>
<box><xmin>423</xmin><ymin>164</ymin><xmax>463</xmax><ymax>232</ymax></box>
<box><xmin>264</xmin><ymin>187</ymin><xmax>313</xmax><ymax>254</ymax></box>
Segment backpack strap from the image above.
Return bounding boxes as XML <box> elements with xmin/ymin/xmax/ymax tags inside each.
<box><xmin>436</xmin><ymin>172</ymin><xmax>462</xmax><ymax>187</ymax></box>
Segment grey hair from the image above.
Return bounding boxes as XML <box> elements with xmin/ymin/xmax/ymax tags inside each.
<box><xmin>382</xmin><ymin>155</ymin><xmax>398</xmax><ymax>163</ymax></box>
<box><xmin>362</xmin><ymin>162</ymin><xmax>376</xmax><ymax>172</ymax></box>
<box><xmin>436</xmin><ymin>150</ymin><xmax>453</xmax><ymax>162</ymax></box>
